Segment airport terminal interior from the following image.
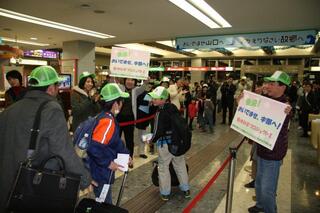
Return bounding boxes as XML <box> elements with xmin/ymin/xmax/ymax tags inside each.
<box><xmin>0</xmin><ymin>0</ymin><xmax>320</xmax><ymax>212</ymax></box>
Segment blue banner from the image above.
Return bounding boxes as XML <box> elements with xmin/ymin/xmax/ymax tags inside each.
<box><xmin>176</xmin><ymin>30</ymin><xmax>317</xmax><ymax>50</ymax></box>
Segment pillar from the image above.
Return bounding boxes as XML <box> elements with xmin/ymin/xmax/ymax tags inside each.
<box><xmin>62</xmin><ymin>40</ymin><xmax>95</xmax><ymax>85</ymax></box>
<box><xmin>190</xmin><ymin>58</ymin><xmax>205</xmax><ymax>83</ymax></box>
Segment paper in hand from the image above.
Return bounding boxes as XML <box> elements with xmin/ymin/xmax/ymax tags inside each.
<box><xmin>114</xmin><ymin>153</ymin><xmax>130</xmax><ymax>172</ymax></box>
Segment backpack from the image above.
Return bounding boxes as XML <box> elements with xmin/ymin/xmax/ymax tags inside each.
<box><xmin>167</xmin><ymin>112</ymin><xmax>192</xmax><ymax>156</ymax></box>
<box><xmin>73</xmin><ymin>112</ymin><xmax>104</xmax><ymax>168</ymax></box>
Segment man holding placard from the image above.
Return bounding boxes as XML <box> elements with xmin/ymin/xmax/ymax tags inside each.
<box><xmin>233</xmin><ymin>71</ymin><xmax>292</xmax><ymax>213</ymax></box>
<box><xmin>250</xmin><ymin>71</ymin><xmax>291</xmax><ymax>213</ymax></box>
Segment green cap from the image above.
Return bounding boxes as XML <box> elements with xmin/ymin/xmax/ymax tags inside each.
<box><xmin>79</xmin><ymin>72</ymin><xmax>95</xmax><ymax>81</ymax></box>
<box><xmin>29</xmin><ymin>66</ymin><xmax>62</xmax><ymax>87</ymax></box>
<box><xmin>148</xmin><ymin>86</ymin><xmax>169</xmax><ymax>100</ymax></box>
<box><xmin>264</xmin><ymin>71</ymin><xmax>291</xmax><ymax>86</ymax></box>
<box><xmin>100</xmin><ymin>83</ymin><xmax>129</xmax><ymax>102</ymax></box>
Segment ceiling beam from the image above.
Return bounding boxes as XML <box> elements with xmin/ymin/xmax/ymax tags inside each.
<box><xmin>142</xmin><ymin>42</ymin><xmax>196</xmax><ymax>57</ymax></box>
<box><xmin>214</xmin><ymin>48</ymin><xmax>233</xmax><ymax>56</ymax></box>
<box><xmin>311</xmin><ymin>38</ymin><xmax>320</xmax><ymax>53</ymax></box>
<box><xmin>261</xmin><ymin>46</ymin><xmax>275</xmax><ymax>55</ymax></box>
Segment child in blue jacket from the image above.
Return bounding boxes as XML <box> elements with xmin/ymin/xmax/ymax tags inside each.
<box><xmin>87</xmin><ymin>83</ymin><xmax>131</xmax><ymax>204</ymax></box>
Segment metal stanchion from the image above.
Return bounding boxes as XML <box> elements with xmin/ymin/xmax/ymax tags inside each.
<box><xmin>225</xmin><ymin>147</ymin><xmax>237</xmax><ymax>213</ymax></box>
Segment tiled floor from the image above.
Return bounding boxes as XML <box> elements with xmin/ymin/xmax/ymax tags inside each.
<box><xmin>112</xmin><ymin>119</ymin><xmax>320</xmax><ymax>213</ymax></box>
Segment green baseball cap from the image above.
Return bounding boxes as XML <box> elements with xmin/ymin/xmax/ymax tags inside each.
<box><xmin>100</xmin><ymin>83</ymin><xmax>129</xmax><ymax>102</ymax></box>
<box><xmin>29</xmin><ymin>65</ymin><xmax>62</xmax><ymax>87</ymax></box>
<box><xmin>264</xmin><ymin>71</ymin><xmax>291</xmax><ymax>86</ymax></box>
<box><xmin>148</xmin><ymin>86</ymin><xmax>169</xmax><ymax>100</ymax></box>
<box><xmin>79</xmin><ymin>72</ymin><xmax>95</xmax><ymax>81</ymax></box>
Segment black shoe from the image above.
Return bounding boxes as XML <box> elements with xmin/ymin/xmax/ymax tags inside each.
<box><xmin>139</xmin><ymin>154</ymin><xmax>148</xmax><ymax>159</ymax></box>
<box><xmin>248</xmin><ymin>206</ymin><xmax>264</xmax><ymax>213</ymax></box>
<box><xmin>183</xmin><ymin>190</ymin><xmax>191</xmax><ymax>199</ymax></box>
<box><xmin>160</xmin><ymin>194</ymin><xmax>170</xmax><ymax>201</ymax></box>
<box><xmin>244</xmin><ymin>180</ymin><xmax>255</xmax><ymax>188</ymax></box>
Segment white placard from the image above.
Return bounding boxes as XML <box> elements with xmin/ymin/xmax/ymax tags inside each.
<box><xmin>114</xmin><ymin>153</ymin><xmax>130</xmax><ymax>172</ymax></box>
<box><xmin>109</xmin><ymin>47</ymin><xmax>150</xmax><ymax>80</ymax></box>
<box><xmin>231</xmin><ymin>90</ymin><xmax>288</xmax><ymax>150</ymax></box>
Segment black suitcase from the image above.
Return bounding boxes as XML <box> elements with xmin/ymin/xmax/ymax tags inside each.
<box><xmin>151</xmin><ymin>161</ymin><xmax>189</xmax><ymax>187</ymax></box>
<box><xmin>76</xmin><ymin>171</ymin><xmax>128</xmax><ymax>213</ymax></box>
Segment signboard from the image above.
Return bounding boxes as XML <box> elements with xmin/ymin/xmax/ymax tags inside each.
<box><xmin>165</xmin><ymin>66</ymin><xmax>233</xmax><ymax>71</ymax></box>
<box><xmin>241</xmin><ymin>65</ymin><xmax>303</xmax><ymax>74</ymax></box>
<box><xmin>231</xmin><ymin>90</ymin><xmax>288</xmax><ymax>150</ymax></box>
<box><xmin>176</xmin><ymin>30</ymin><xmax>317</xmax><ymax>50</ymax></box>
<box><xmin>110</xmin><ymin>47</ymin><xmax>150</xmax><ymax>80</ymax></box>
<box><xmin>24</xmin><ymin>50</ymin><xmax>59</xmax><ymax>59</ymax></box>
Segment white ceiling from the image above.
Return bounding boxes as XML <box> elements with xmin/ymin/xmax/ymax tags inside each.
<box><xmin>0</xmin><ymin>0</ymin><xmax>320</xmax><ymax>54</ymax></box>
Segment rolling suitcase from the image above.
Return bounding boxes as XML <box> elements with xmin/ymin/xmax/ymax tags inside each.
<box><xmin>76</xmin><ymin>171</ymin><xmax>129</xmax><ymax>213</ymax></box>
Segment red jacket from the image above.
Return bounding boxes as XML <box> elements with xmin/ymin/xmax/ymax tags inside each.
<box><xmin>188</xmin><ymin>103</ymin><xmax>198</xmax><ymax>119</ymax></box>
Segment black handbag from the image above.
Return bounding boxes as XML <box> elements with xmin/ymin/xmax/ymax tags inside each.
<box><xmin>7</xmin><ymin>101</ymin><xmax>81</xmax><ymax>213</ymax></box>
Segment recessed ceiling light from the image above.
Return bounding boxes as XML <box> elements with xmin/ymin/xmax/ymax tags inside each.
<box><xmin>80</xmin><ymin>4</ymin><xmax>91</xmax><ymax>8</ymax></box>
<box><xmin>94</xmin><ymin>10</ymin><xmax>105</xmax><ymax>14</ymax></box>
<box><xmin>2</xmin><ymin>36</ymin><xmax>49</xmax><ymax>46</ymax></box>
<box><xmin>30</xmin><ymin>37</ymin><xmax>38</xmax><ymax>40</ymax></box>
<box><xmin>0</xmin><ymin>8</ymin><xmax>115</xmax><ymax>39</ymax></box>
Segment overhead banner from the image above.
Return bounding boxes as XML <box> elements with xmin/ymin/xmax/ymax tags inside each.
<box><xmin>110</xmin><ymin>47</ymin><xmax>150</xmax><ymax>80</ymax></box>
<box><xmin>231</xmin><ymin>90</ymin><xmax>288</xmax><ymax>150</ymax></box>
<box><xmin>176</xmin><ymin>30</ymin><xmax>317</xmax><ymax>50</ymax></box>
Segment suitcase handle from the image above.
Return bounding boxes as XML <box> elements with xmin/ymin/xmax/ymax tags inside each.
<box><xmin>39</xmin><ymin>155</ymin><xmax>66</xmax><ymax>176</ymax></box>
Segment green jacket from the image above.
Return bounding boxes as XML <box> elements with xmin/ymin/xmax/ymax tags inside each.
<box><xmin>0</xmin><ymin>90</ymin><xmax>91</xmax><ymax>211</ymax></box>
<box><xmin>71</xmin><ymin>86</ymin><xmax>100</xmax><ymax>131</ymax></box>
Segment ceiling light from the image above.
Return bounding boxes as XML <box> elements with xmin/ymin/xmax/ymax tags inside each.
<box><xmin>169</xmin><ymin>0</ymin><xmax>220</xmax><ymax>28</ymax></box>
<box><xmin>0</xmin><ymin>8</ymin><xmax>115</xmax><ymax>39</ymax></box>
<box><xmin>2</xmin><ymin>37</ymin><xmax>49</xmax><ymax>46</ymax></box>
<box><xmin>156</xmin><ymin>40</ymin><xmax>176</xmax><ymax>48</ymax></box>
<box><xmin>188</xmin><ymin>0</ymin><xmax>231</xmax><ymax>28</ymax></box>
<box><xmin>30</xmin><ymin>37</ymin><xmax>38</xmax><ymax>40</ymax></box>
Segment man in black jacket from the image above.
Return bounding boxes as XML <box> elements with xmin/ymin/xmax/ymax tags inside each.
<box><xmin>220</xmin><ymin>77</ymin><xmax>236</xmax><ymax>125</ymax></box>
<box><xmin>149</xmin><ymin>86</ymin><xmax>190</xmax><ymax>201</ymax></box>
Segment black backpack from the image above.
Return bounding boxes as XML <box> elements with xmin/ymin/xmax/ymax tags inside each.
<box><xmin>167</xmin><ymin>111</ymin><xmax>192</xmax><ymax>156</ymax></box>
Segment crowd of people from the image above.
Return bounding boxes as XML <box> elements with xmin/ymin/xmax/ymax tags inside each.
<box><xmin>1</xmin><ymin>65</ymin><xmax>320</xmax><ymax>212</ymax></box>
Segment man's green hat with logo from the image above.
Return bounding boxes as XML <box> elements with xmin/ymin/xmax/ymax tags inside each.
<box><xmin>79</xmin><ymin>72</ymin><xmax>95</xmax><ymax>81</ymax></box>
<box><xmin>29</xmin><ymin>65</ymin><xmax>62</xmax><ymax>87</ymax></box>
<box><xmin>100</xmin><ymin>83</ymin><xmax>129</xmax><ymax>102</ymax></box>
<box><xmin>264</xmin><ymin>71</ymin><xmax>291</xmax><ymax>86</ymax></box>
<box><xmin>148</xmin><ymin>86</ymin><xmax>169</xmax><ymax>100</ymax></box>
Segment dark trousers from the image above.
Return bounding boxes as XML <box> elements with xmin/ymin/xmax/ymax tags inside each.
<box><xmin>300</xmin><ymin>111</ymin><xmax>310</xmax><ymax>135</ymax></box>
<box><xmin>120</xmin><ymin>125</ymin><xmax>135</xmax><ymax>157</ymax></box>
<box><xmin>189</xmin><ymin>118</ymin><xmax>194</xmax><ymax>129</ymax></box>
<box><xmin>222</xmin><ymin>103</ymin><xmax>234</xmax><ymax>124</ymax></box>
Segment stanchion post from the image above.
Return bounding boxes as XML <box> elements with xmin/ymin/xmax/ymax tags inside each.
<box><xmin>225</xmin><ymin>147</ymin><xmax>237</xmax><ymax>213</ymax></box>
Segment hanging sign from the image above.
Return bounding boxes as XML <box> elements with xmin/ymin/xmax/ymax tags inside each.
<box><xmin>176</xmin><ymin>30</ymin><xmax>317</xmax><ymax>50</ymax></box>
<box><xmin>110</xmin><ymin>47</ymin><xmax>150</xmax><ymax>80</ymax></box>
<box><xmin>231</xmin><ymin>90</ymin><xmax>288</xmax><ymax>150</ymax></box>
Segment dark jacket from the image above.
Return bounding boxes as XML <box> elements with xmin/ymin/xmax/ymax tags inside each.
<box><xmin>257</xmin><ymin>95</ymin><xmax>290</xmax><ymax>161</ymax></box>
<box><xmin>71</xmin><ymin>86</ymin><xmax>100</xmax><ymax>131</ymax></box>
<box><xmin>221</xmin><ymin>83</ymin><xmax>236</xmax><ymax>106</ymax></box>
<box><xmin>4</xmin><ymin>86</ymin><xmax>27</xmax><ymax>107</ymax></box>
<box><xmin>136</xmin><ymin>91</ymin><xmax>156</xmax><ymax>129</ymax></box>
<box><xmin>0</xmin><ymin>90</ymin><xmax>91</xmax><ymax>211</ymax></box>
<box><xmin>151</xmin><ymin>103</ymin><xmax>178</xmax><ymax>143</ymax></box>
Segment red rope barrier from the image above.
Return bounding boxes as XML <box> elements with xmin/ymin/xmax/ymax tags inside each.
<box><xmin>183</xmin><ymin>155</ymin><xmax>232</xmax><ymax>213</ymax></box>
<box><xmin>119</xmin><ymin>114</ymin><xmax>155</xmax><ymax>127</ymax></box>
<box><xmin>182</xmin><ymin>137</ymin><xmax>247</xmax><ymax>213</ymax></box>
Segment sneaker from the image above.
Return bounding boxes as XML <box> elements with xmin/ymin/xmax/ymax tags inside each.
<box><xmin>248</xmin><ymin>205</ymin><xmax>264</xmax><ymax>213</ymax></box>
<box><xmin>139</xmin><ymin>154</ymin><xmax>148</xmax><ymax>159</ymax></box>
<box><xmin>160</xmin><ymin>194</ymin><xmax>170</xmax><ymax>201</ymax></box>
<box><xmin>183</xmin><ymin>190</ymin><xmax>191</xmax><ymax>199</ymax></box>
<box><xmin>244</xmin><ymin>180</ymin><xmax>255</xmax><ymax>188</ymax></box>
